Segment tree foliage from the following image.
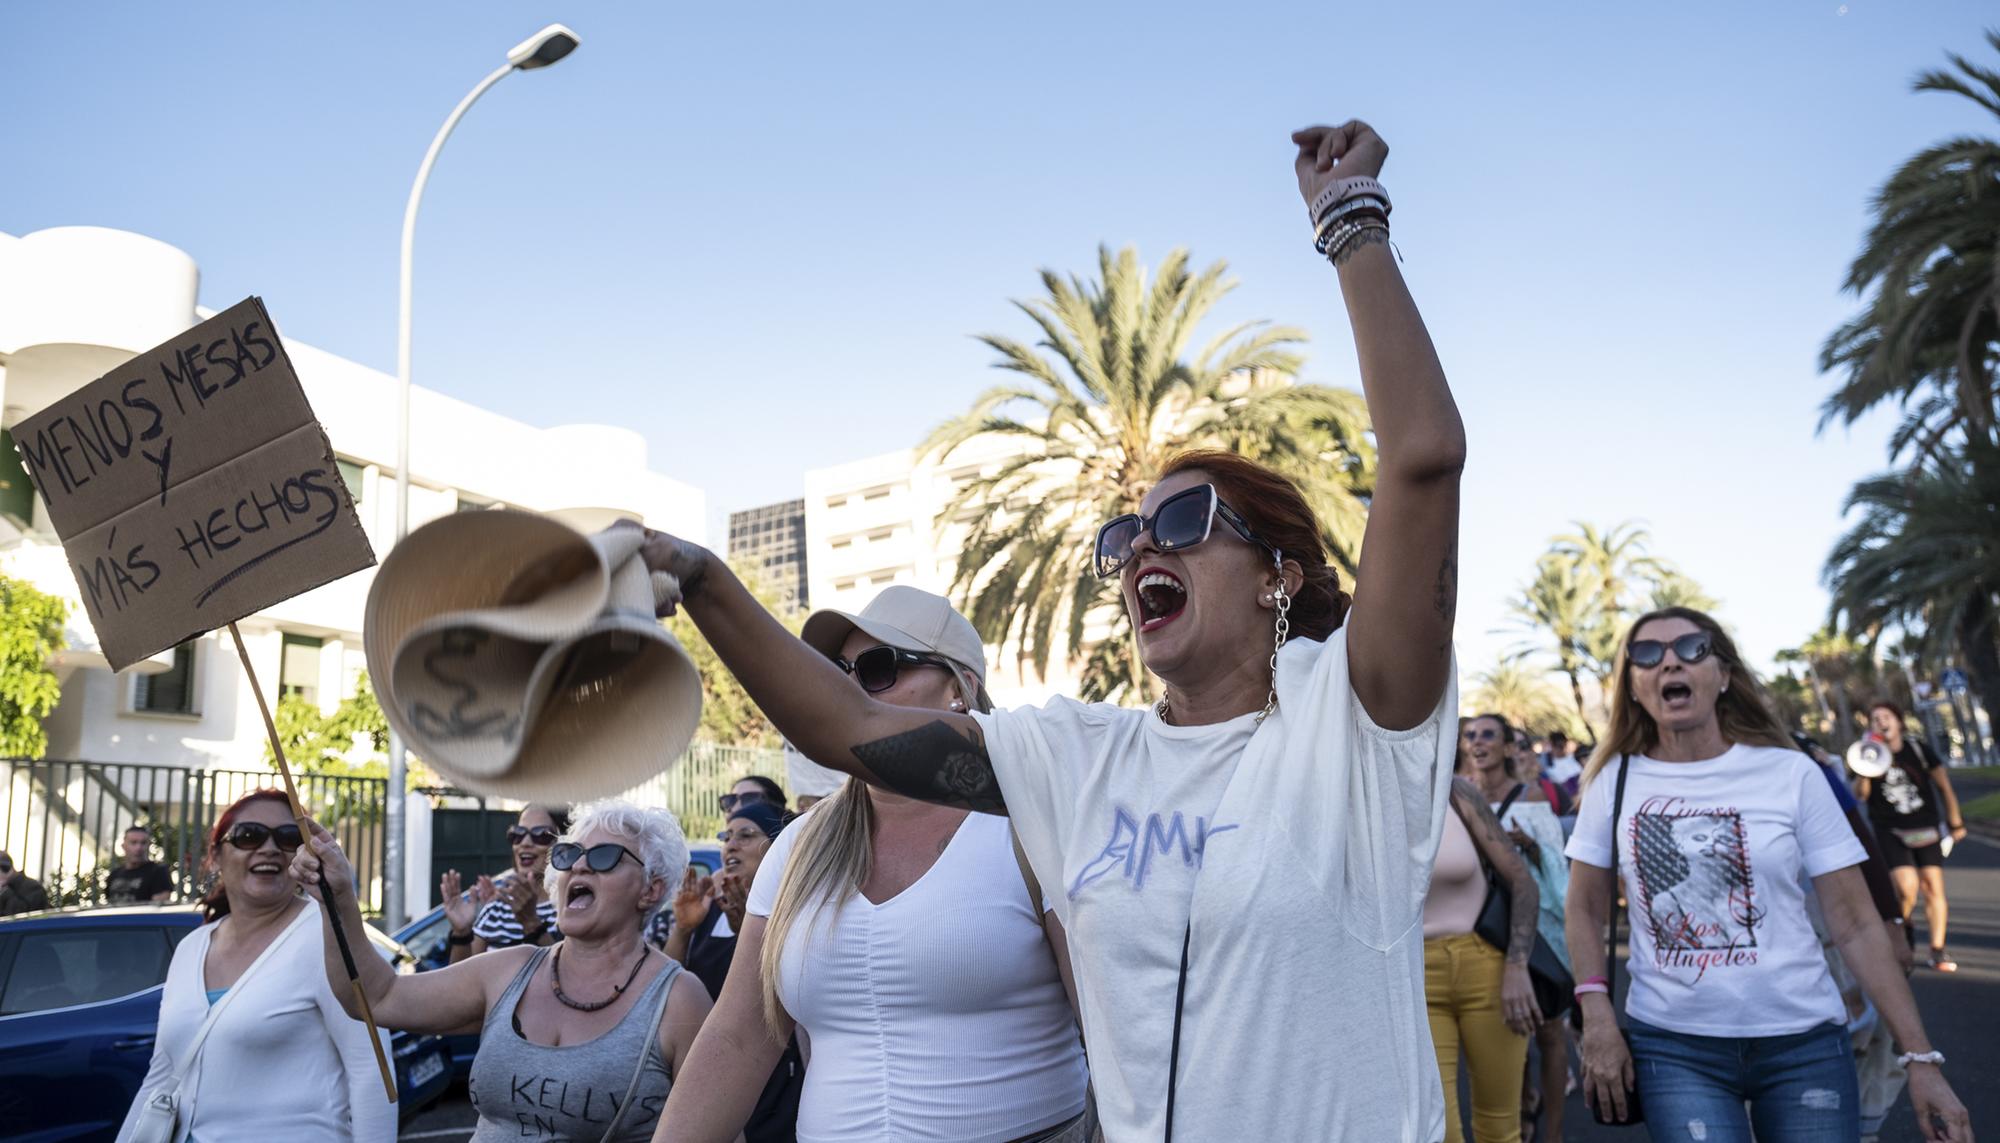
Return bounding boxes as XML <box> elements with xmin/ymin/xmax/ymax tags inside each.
<box><xmin>263</xmin><ymin>674</ymin><xmax>390</xmax><ymax>778</ymax></box>
<box><xmin>1465</xmin><ymin>659</ymin><xmax>1584</xmax><ymax>739</ymax></box>
<box><xmin>667</xmin><ymin>561</ymin><xmax>804</xmax><ymax>747</ymax></box>
<box><xmin>924</xmin><ymin>245</ymin><xmax>1375</xmax><ymax>703</ymax></box>
<box><xmin>0</xmin><ymin>574</ymin><xmax>66</xmax><ymax>759</ymax></box>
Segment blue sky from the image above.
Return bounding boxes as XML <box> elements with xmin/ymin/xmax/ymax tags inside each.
<box><xmin>5</xmin><ymin>1</ymin><xmax>1993</xmax><ymax>684</ymax></box>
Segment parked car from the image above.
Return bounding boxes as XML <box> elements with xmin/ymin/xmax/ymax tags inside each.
<box><xmin>0</xmin><ymin>904</ymin><xmax>452</xmax><ymax>1142</ymax></box>
<box><xmin>394</xmin><ymin>843</ymin><xmax>722</xmax><ymax>1079</ymax></box>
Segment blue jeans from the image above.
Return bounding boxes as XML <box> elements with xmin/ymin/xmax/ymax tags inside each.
<box><xmin>1626</xmin><ymin>1017</ymin><xmax>1858</xmax><ymax>1142</ymax></box>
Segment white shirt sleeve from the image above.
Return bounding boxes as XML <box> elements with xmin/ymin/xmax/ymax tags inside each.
<box><xmin>1565</xmin><ymin>766</ymin><xmax>1616</xmax><ymax>868</ymax></box>
<box><xmin>1796</xmin><ymin>759</ymin><xmax>1869</xmax><ymax>877</ymax></box>
<box><xmin>973</xmin><ymin>701</ymin><xmax>1088</xmax><ymax>922</ymax></box>
<box><xmin>309</xmin><ymin>919</ymin><xmax>397</xmax><ymax>1142</ymax></box>
<box><xmin>113</xmin><ymin>935</ymin><xmax>197</xmax><ymax>1143</ymax></box>
<box><xmin>745</xmin><ymin>815</ymin><xmax>804</xmax><ymax>919</ymax></box>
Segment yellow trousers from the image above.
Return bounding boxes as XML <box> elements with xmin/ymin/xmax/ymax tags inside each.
<box><xmin>1425</xmin><ymin>932</ymin><xmax>1528</xmax><ymax>1143</ymax></box>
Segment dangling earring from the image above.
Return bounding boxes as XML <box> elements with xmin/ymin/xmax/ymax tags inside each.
<box><xmin>950</xmin><ymin>699</ymin><xmax>966</xmax><ymax>712</ymax></box>
<box><xmin>1260</xmin><ymin>550</ymin><xmax>1290</xmax><ymax>724</ymax></box>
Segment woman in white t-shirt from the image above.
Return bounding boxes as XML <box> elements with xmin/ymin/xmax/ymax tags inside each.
<box><xmin>660</xmin><ymin>587</ymin><xmax>1090</xmax><ymax>1143</ymax></box>
<box><xmin>636</xmin><ymin>118</ymin><xmax>1464</xmax><ymax>1142</ymax></box>
<box><xmin>1564</xmin><ymin>607</ymin><xmax>1970</xmax><ymax>1141</ymax></box>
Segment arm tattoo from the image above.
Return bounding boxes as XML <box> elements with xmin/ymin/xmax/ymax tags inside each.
<box><xmin>850</xmin><ymin>719</ymin><xmax>1007</xmax><ymax>815</ymax></box>
<box><xmin>1433</xmin><ymin>539</ymin><xmax>1458</xmax><ymax>657</ymax></box>
<box><xmin>1452</xmin><ymin>778</ymin><xmax>1539</xmax><ymax>964</ymax></box>
<box><xmin>1332</xmin><ymin>226</ymin><xmax>1392</xmax><ymax>267</ymax></box>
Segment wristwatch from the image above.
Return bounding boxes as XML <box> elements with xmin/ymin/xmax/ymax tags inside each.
<box><xmin>447</xmin><ymin>930</ymin><xmax>474</xmax><ymax>946</ymax></box>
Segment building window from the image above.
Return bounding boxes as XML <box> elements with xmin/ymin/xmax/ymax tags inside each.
<box><xmin>335</xmin><ymin>458</ymin><xmax>365</xmax><ymax>505</ymax></box>
<box><xmin>868</xmin><ymin>528</ymin><xmax>893</xmax><ymax>542</ymax></box>
<box><xmin>832</xmin><ymin>539</ymin><xmax>852</xmax><ymax>550</ymax></box>
<box><xmin>456</xmin><ymin>492</ymin><xmax>497</xmax><ymax>513</ymax></box>
<box><xmin>827</xmin><ymin>496</ymin><xmax>848</xmax><ymax>509</ymax></box>
<box><xmin>133</xmin><ymin>643</ymin><xmax>197</xmax><ymax>716</ymax></box>
<box><xmin>835</xmin><ymin>578</ymin><xmax>858</xmax><ymax>591</ymax></box>
<box><xmin>863</xmin><ymin>486</ymin><xmax>892</xmax><ymax>501</ymax></box>
<box><xmin>280</xmin><ymin>634</ymin><xmax>323</xmax><ymax>705</ymax></box>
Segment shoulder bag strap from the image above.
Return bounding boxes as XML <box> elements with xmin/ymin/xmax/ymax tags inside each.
<box><xmin>1497</xmin><ymin>782</ymin><xmax>1526</xmax><ymax>820</ymax></box>
<box><xmin>597</xmin><ymin>961</ymin><xmax>680</xmax><ymax>1143</ymax></box>
<box><xmin>175</xmin><ymin>907</ymin><xmax>311</xmax><ymax>1102</ymax></box>
<box><xmin>1010</xmin><ymin>827</ymin><xmax>1049</xmax><ymax>931</ymax></box>
<box><xmin>1606</xmin><ymin>755</ymin><xmax>1632</xmax><ymax>1005</ymax></box>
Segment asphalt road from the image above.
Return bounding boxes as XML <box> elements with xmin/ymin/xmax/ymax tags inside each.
<box><xmin>400</xmin><ymin>778</ymin><xmax>2000</xmax><ymax>1142</ymax></box>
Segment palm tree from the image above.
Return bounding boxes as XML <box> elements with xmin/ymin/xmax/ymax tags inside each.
<box><xmin>1508</xmin><ymin>553</ymin><xmax>1598</xmax><ymax>730</ymax></box>
<box><xmin>1466</xmin><ymin>659</ymin><xmax>1581</xmax><ymax>740</ymax></box>
<box><xmin>1819</xmin><ymin>31</ymin><xmax>2000</xmax><ymax>463</ymax></box>
<box><xmin>1648</xmin><ymin>569</ymin><xmax>1720</xmax><ymax>612</ymax></box>
<box><xmin>922</xmin><ymin>245</ymin><xmax>1375</xmax><ymax>703</ymax></box>
<box><xmin>1825</xmin><ymin>440</ymin><xmax>2000</xmax><ymax>721</ymax></box>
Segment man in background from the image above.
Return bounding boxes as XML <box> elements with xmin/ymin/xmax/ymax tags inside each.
<box><xmin>105</xmin><ymin>825</ymin><xmax>175</xmax><ymax>904</ymax></box>
<box><xmin>0</xmin><ymin>852</ymin><xmax>50</xmax><ymax>915</ymax></box>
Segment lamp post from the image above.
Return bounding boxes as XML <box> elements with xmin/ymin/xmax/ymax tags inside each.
<box><xmin>385</xmin><ymin>23</ymin><xmax>579</xmax><ymax>928</ymax></box>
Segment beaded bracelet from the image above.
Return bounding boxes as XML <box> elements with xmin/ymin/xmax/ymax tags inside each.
<box><xmin>1319</xmin><ymin>217</ymin><xmax>1389</xmax><ymax>262</ymax></box>
<box><xmin>1314</xmin><ymin>205</ymin><xmax>1387</xmax><ymax>254</ymax></box>
<box><xmin>1309</xmin><ymin>176</ymin><xmax>1391</xmax><ymax>224</ymax></box>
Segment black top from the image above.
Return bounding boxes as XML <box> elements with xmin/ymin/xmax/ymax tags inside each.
<box><xmin>675</xmin><ymin>902</ymin><xmax>800</xmax><ymax>1142</ymax></box>
<box><xmin>1866</xmin><ymin>741</ymin><xmax>1942</xmax><ymax>831</ymax></box>
<box><xmin>105</xmin><ymin>861</ymin><xmax>173</xmax><ymax>905</ymax></box>
<box><xmin>683</xmin><ymin>902</ymin><xmax>735</xmax><ymax>1002</ymax></box>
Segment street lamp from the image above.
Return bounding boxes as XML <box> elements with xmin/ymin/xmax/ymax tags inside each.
<box><xmin>385</xmin><ymin>23</ymin><xmax>579</xmax><ymax>928</ymax></box>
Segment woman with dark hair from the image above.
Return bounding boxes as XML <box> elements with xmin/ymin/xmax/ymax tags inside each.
<box><xmin>1856</xmin><ymin>700</ymin><xmax>1967</xmax><ymax>972</ymax></box>
<box><xmin>443</xmin><ymin>803</ymin><xmax>569</xmax><ymax>961</ymax></box>
<box><xmin>722</xmin><ymin>775</ymin><xmax>788</xmax><ymax>817</ymax></box>
<box><xmin>115</xmin><ymin>790</ymin><xmax>393</xmax><ymax>1143</ymax></box>
<box><xmin>1459</xmin><ymin>715</ymin><xmax>1572</xmax><ymax>1143</ymax></box>
<box><xmin>1564</xmin><ymin>608</ymin><xmax>1970</xmax><ymax>1140</ymax></box>
<box><xmin>636</xmin><ymin>119</ymin><xmax>1465</xmax><ymax>1139</ymax></box>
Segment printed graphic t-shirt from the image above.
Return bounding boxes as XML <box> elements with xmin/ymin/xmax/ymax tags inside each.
<box><xmin>1566</xmin><ymin>744</ymin><xmax>1866</xmax><ymax>1037</ymax></box>
<box><xmin>977</xmin><ymin>630</ymin><xmax>1455</xmax><ymax>1143</ymax></box>
<box><xmin>105</xmin><ymin>861</ymin><xmax>173</xmax><ymax>904</ymax></box>
<box><xmin>1865</xmin><ymin>742</ymin><xmax>1943</xmax><ymax>832</ymax></box>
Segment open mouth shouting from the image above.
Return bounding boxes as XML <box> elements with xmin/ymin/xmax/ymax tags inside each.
<box><xmin>1660</xmin><ymin>680</ymin><xmax>1695</xmax><ymax>712</ymax></box>
<box><xmin>1133</xmin><ymin>567</ymin><xmax>1188</xmax><ymax>633</ymax></box>
<box><xmin>565</xmin><ymin>881</ymin><xmax>596</xmax><ymax>914</ymax></box>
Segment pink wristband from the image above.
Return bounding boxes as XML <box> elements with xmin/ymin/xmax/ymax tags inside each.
<box><xmin>1309</xmin><ymin>176</ymin><xmax>1390</xmax><ymax>223</ymax></box>
<box><xmin>1577</xmin><ymin>974</ymin><xmax>1608</xmax><ymax>987</ymax></box>
<box><xmin>1573</xmin><ymin>982</ymin><xmax>1610</xmax><ymax>997</ymax></box>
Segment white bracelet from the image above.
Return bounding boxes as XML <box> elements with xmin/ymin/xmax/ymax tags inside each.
<box><xmin>1896</xmin><ymin>1050</ymin><xmax>1946</xmax><ymax>1068</ymax></box>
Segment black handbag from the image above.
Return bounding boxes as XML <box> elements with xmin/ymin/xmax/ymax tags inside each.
<box><xmin>1471</xmin><ymin>784</ymin><xmax>1575</xmax><ymax>1021</ymax></box>
<box><xmin>1571</xmin><ymin>755</ymin><xmax>1644</xmax><ymax>1127</ymax></box>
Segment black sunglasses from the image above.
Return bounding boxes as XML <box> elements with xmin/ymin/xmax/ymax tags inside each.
<box><xmin>1463</xmin><ymin>726</ymin><xmax>1502</xmax><ymax>742</ymax></box>
<box><xmin>718</xmin><ymin>790</ymin><xmax>767</xmax><ymax>815</ymax></box>
<box><xmin>1094</xmin><ymin>484</ymin><xmax>1274</xmax><ymax>579</ymax></box>
<box><xmin>224</xmin><ymin>822</ymin><xmax>304</xmax><ymax>852</ymax></box>
<box><xmin>549</xmin><ymin>842</ymin><xmax>642</xmax><ymax>874</ymax></box>
<box><xmin>833</xmin><ymin>645</ymin><xmax>958</xmax><ymax>695</ymax></box>
<box><xmin>1629</xmin><ymin>632</ymin><xmax>1714</xmax><ymax>669</ymax></box>
<box><xmin>507</xmin><ymin>825</ymin><xmax>560</xmax><ymax>847</ymax></box>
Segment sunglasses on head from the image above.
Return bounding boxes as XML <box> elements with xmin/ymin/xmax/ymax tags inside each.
<box><xmin>833</xmin><ymin>645</ymin><xmax>958</xmax><ymax>695</ymax></box>
<box><xmin>549</xmin><ymin>841</ymin><xmax>641</xmax><ymax>874</ymax></box>
<box><xmin>507</xmin><ymin>825</ymin><xmax>560</xmax><ymax>847</ymax></box>
<box><xmin>224</xmin><ymin>822</ymin><xmax>304</xmax><ymax>852</ymax></box>
<box><xmin>1629</xmin><ymin>632</ymin><xmax>1714</xmax><ymax>669</ymax></box>
<box><xmin>1094</xmin><ymin>484</ymin><xmax>1274</xmax><ymax>580</ymax></box>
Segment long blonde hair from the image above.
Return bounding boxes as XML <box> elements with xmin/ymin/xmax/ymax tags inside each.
<box><xmin>759</xmin><ymin>661</ymin><xmax>988</xmax><ymax>1031</ymax></box>
<box><xmin>1581</xmin><ymin>607</ymin><xmax>1795</xmax><ymax>791</ymax></box>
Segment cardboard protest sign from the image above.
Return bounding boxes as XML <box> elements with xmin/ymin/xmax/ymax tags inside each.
<box><xmin>12</xmin><ymin>297</ymin><xmax>375</xmax><ymax>670</ymax></box>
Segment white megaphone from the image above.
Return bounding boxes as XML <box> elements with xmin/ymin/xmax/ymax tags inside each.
<box><xmin>1845</xmin><ymin>734</ymin><xmax>1893</xmax><ymax>779</ymax></box>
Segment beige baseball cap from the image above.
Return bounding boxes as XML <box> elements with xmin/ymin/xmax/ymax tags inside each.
<box><xmin>800</xmin><ymin>585</ymin><xmax>992</xmax><ymax>712</ymax></box>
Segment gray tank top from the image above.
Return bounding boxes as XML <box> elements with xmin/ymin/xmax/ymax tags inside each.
<box><xmin>469</xmin><ymin>947</ymin><xmax>680</xmax><ymax>1143</ymax></box>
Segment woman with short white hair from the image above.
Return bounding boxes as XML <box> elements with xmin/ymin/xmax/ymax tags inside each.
<box><xmin>293</xmin><ymin>799</ymin><xmax>714</xmax><ymax>1143</ymax></box>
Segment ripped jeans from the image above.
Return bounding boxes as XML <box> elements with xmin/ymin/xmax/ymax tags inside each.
<box><xmin>1626</xmin><ymin>1017</ymin><xmax>1859</xmax><ymax>1142</ymax></box>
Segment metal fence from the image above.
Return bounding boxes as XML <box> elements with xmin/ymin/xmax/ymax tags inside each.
<box><xmin>619</xmin><ymin>741</ymin><xmax>789</xmax><ymax>842</ymax></box>
<box><xmin>0</xmin><ymin>759</ymin><xmax>388</xmax><ymax>913</ymax></box>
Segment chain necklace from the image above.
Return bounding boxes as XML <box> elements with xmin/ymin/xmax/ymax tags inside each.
<box><xmin>550</xmin><ymin>943</ymin><xmax>651</xmax><ymax>1012</ymax></box>
<box><xmin>1156</xmin><ymin>567</ymin><xmax>1291</xmax><ymax>726</ymax></box>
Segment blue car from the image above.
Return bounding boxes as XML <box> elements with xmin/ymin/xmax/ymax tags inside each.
<box><xmin>0</xmin><ymin>904</ymin><xmax>452</xmax><ymax>1143</ymax></box>
<box><xmin>394</xmin><ymin>843</ymin><xmax>722</xmax><ymax>1079</ymax></box>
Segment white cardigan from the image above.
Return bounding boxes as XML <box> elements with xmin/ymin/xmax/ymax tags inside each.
<box><xmin>115</xmin><ymin>897</ymin><xmax>396</xmax><ymax>1143</ymax></box>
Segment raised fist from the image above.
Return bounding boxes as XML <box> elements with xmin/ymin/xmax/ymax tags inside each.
<box><xmin>1291</xmin><ymin>121</ymin><xmax>1389</xmax><ymax>210</ymax></box>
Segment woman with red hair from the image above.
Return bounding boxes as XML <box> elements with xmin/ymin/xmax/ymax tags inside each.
<box><xmin>639</xmin><ymin>118</ymin><xmax>1463</xmax><ymax>1140</ymax></box>
<box><xmin>115</xmin><ymin>790</ymin><xmax>394</xmax><ymax>1143</ymax></box>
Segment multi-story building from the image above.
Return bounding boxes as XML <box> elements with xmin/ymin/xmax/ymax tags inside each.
<box><xmin>0</xmin><ymin>226</ymin><xmax>709</xmax><ymax>769</ymax></box>
<box><xmin>803</xmin><ymin>433</ymin><xmax>1099</xmax><ymax>707</ymax></box>
<box><xmin>727</xmin><ymin>498</ymin><xmax>808</xmax><ymax>613</ymax></box>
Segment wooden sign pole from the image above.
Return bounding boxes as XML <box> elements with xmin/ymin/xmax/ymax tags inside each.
<box><xmin>228</xmin><ymin>622</ymin><xmax>398</xmax><ymax>1104</ymax></box>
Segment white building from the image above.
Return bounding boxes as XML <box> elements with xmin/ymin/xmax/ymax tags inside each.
<box><xmin>803</xmin><ymin>433</ymin><xmax>1102</xmax><ymax>707</ymax></box>
<box><xmin>0</xmin><ymin>226</ymin><xmax>707</xmax><ymax>771</ymax></box>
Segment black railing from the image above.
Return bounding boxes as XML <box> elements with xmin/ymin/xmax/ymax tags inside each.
<box><xmin>0</xmin><ymin>759</ymin><xmax>388</xmax><ymax>914</ymax></box>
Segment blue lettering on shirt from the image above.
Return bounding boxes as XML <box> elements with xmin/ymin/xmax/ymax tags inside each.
<box><xmin>1068</xmin><ymin>806</ymin><xmax>1238</xmax><ymax>898</ymax></box>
